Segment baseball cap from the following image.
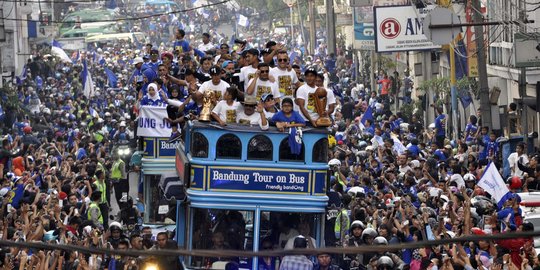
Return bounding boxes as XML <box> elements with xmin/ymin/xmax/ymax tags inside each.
<box><xmin>221</xmin><ymin>60</ymin><xmax>233</xmax><ymax>69</ymax></box>
<box><xmin>133</xmin><ymin>57</ymin><xmax>144</xmax><ymax>65</ymax></box>
<box><xmin>304</xmin><ymin>66</ymin><xmax>318</xmax><ymax>76</ymax></box>
<box><xmin>246</xmin><ymin>48</ymin><xmax>259</xmax><ymax>57</ymax></box>
<box><xmin>261</xmin><ymin>93</ymin><xmax>274</xmax><ymax>102</ymax></box>
<box><xmin>209</xmin><ymin>66</ymin><xmax>222</xmax><ymax>75</ymax></box>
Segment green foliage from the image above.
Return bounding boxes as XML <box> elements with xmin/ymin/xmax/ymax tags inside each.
<box><xmin>417</xmin><ymin>77</ymin><xmax>450</xmax><ymax>107</ymax></box>
<box><xmin>0</xmin><ymin>85</ymin><xmax>21</xmax><ymax>110</ymax></box>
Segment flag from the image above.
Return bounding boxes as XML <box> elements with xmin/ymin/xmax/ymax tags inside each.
<box><xmin>238</xmin><ymin>14</ymin><xmax>249</xmax><ymax>28</ymax></box>
<box><xmin>104</xmin><ymin>67</ymin><xmax>118</xmax><ymax>88</ymax></box>
<box><xmin>72</xmin><ymin>50</ymin><xmax>80</xmax><ymax>64</ymax></box>
<box><xmin>88</xmin><ymin>107</ymin><xmax>99</xmax><ymax>118</ymax></box>
<box><xmin>361</xmin><ymin>106</ymin><xmax>373</xmax><ymax>125</ymax></box>
<box><xmin>51</xmin><ymin>40</ymin><xmax>72</xmax><ymax>63</ymax></box>
<box><xmin>478</xmin><ymin>162</ymin><xmax>512</xmax><ymax>209</ymax></box>
<box><xmin>289</xmin><ymin>51</ymin><xmax>297</xmax><ymax>66</ymax></box>
<box><xmin>81</xmin><ymin>60</ymin><xmax>95</xmax><ymax>98</ymax></box>
<box><xmin>16</xmin><ymin>65</ymin><xmax>27</xmax><ymax>86</ymax></box>
<box><xmin>193</xmin><ymin>48</ymin><xmax>206</xmax><ymax>58</ymax></box>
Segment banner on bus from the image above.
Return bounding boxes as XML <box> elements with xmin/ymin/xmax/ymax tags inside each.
<box><xmin>137</xmin><ymin>106</ymin><xmax>172</xmax><ymax>138</ymax></box>
<box><xmin>208</xmin><ymin>167</ymin><xmax>312</xmax><ymax>194</ymax></box>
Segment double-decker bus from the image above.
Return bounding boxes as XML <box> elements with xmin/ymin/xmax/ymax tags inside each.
<box><xmin>174</xmin><ymin>121</ymin><xmax>329</xmax><ymax>269</ymax></box>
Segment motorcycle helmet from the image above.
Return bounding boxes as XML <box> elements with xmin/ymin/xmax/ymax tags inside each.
<box><xmin>361</xmin><ymin>228</ymin><xmax>377</xmax><ymax>239</ymax></box>
<box><xmin>328</xmin><ymin>159</ymin><xmax>341</xmax><ymax>167</ymax></box>
<box><xmin>509</xmin><ymin>176</ymin><xmax>522</xmax><ymax>189</ymax></box>
<box><xmin>463</xmin><ymin>173</ymin><xmax>476</xmax><ymax>182</ymax></box>
<box><xmin>109</xmin><ymin>221</ymin><xmax>123</xmax><ymax>232</ymax></box>
<box><xmin>377</xmin><ymin>256</ymin><xmax>394</xmax><ymax>269</ymax></box>
<box><xmin>351</xmin><ymin>220</ymin><xmax>365</xmax><ymax>230</ymax></box>
<box><xmin>373</xmin><ymin>236</ymin><xmax>388</xmax><ymax>245</ymax></box>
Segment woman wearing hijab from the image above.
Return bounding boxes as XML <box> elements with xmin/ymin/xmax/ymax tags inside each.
<box><xmin>138</xmin><ymin>83</ymin><xmax>163</xmax><ymax>107</ymax></box>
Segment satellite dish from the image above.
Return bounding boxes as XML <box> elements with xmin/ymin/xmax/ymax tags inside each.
<box><xmin>423</xmin><ymin>7</ymin><xmax>462</xmax><ymax>45</ymax></box>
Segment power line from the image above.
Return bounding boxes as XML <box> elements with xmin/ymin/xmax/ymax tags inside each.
<box><xmin>0</xmin><ymin>0</ymin><xmax>231</xmax><ymax>23</ymax></box>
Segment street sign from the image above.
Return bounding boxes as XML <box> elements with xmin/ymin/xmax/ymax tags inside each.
<box><xmin>514</xmin><ymin>33</ymin><xmax>540</xmax><ymax>68</ymax></box>
<box><xmin>336</xmin><ymin>14</ymin><xmax>353</xmax><ymax>26</ymax></box>
<box><xmin>353</xmin><ymin>6</ymin><xmax>375</xmax><ymax>50</ymax></box>
<box><xmin>374</xmin><ymin>5</ymin><xmax>440</xmax><ymax>52</ymax></box>
<box><xmin>423</xmin><ymin>7</ymin><xmax>461</xmax><ymax>45</ymax></box>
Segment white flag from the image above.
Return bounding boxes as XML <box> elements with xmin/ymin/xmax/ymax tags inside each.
<box><xmin>477</xmin><ymin>162</ymin><xmax>511</xmax><ymax>209</ymax></box>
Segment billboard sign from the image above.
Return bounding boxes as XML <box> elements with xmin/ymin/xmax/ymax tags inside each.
<box><xmin>374</xmin><ymin>5</ymin><xmax>440</xmax><ymax>52</ymax></box>
<box><xmin>353</xmin><ymin>6</ymin><xmax>375</xmax><ymax>50</ymax></box>
<box><xmin>514</xmin><ymin>33</ymin><xmax>540</xmax><ymax>68</ymax></box>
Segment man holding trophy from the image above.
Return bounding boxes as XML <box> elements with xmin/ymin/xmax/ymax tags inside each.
<box><xmin>295</xmin><ymin>67</ymin><xmax>332</xmax><ymax>128</ymax></box>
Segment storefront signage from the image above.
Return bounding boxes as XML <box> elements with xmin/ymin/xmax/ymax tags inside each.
<box><xmin>374</xmin><ymin>5</ymin><xmax>440</xmax><ymax>52</ymax></box>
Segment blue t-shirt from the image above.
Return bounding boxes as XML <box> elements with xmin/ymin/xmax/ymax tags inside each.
<box><xmin>271</xmin><ymin>110</ymin><xmax>306</xmax><ymax>125</ymax></box>
<box><xmin>435</xmin><ymin>114</ymin><xmax>446</xmax><ymax>137</ymax></box>
<box><xmin>173</xmin><ymin>39</ymin><xmax>190</xmax><ymax>54</ymax></box>
<box><xmin>465</xmin><ymin>123</ymin><xmax>478</xmax><ymax>142</ymax></box>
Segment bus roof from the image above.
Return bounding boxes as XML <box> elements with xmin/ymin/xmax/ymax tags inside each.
<box><xmin>189</xmin><ymin>121</ymin><xmax>329</xmax><ymax>135</ymax></box>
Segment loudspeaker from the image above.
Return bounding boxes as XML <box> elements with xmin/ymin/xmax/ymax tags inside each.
<box><xmin>490</xmin><ymin>87</ymin><xmax>501</xmax><ymax>104</ymax></box>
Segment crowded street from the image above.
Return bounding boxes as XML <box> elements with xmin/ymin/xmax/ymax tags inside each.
<box><xmin>1</xmin><ymin>0</ymin><xmax>540</xmax><ymax>269</ymax></box>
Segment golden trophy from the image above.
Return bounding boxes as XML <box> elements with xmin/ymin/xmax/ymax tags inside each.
<box><xmin>310</xmin><ymin>88</ymin><xmax>332</xmax><ymax>127</ymax></box>
<box><xmin>199</xmin><ymin>91</ymin><xmax>215</xmax><ymax>122</ymax></box>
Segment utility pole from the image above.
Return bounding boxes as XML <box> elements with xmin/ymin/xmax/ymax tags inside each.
<box><xmin>308</xmin><ymin>0</ymin><xmax>316</xmax><ymax>55</ymax></box>
<box><xmin>326</xmin><ymin>0</ymin><xmax>336</xmax><ymax>55</ymax></box>
<box><xmin>519</xmin><ymin>67</ymin><xmax>528</xmax><ymax>145</ymax></box>
<box><xmin>472</xmin><ymin>0</ymin><xmax>492</xmax><ymax>130</ymax></box>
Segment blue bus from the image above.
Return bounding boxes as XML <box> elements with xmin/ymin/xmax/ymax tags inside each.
<box><xmin>174</xmin><ymin>121</ymin><xmax>329</xmax><ymax>269</ymax></box>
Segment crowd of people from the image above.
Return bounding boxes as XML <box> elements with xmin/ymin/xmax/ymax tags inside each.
<box><xmin>0</xmin><ymin>0</ymin><xmax>540</xmax><ymax>269</ymax></box>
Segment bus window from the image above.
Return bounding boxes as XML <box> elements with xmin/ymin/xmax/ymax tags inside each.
<box><xmin>259</xmin><ymin>212</ymin><xmax>318</xmax><ymax>250</ymax></box>
<box><xmin>278</xmin><ymin>138</ymin><xmax>304</xmax><ymax>162</ymax></box>
<box><xmin>312</xmin><ymin>138</ymin><xmax>329</xmax><ymax>163</ymax></box>
<box><xmin>190</xmin><ymin>209</ymin><xmax>254</xmax><ymax>267</ymax></box>
<box><xmin>191</xmin><ymin>132</ymin><xmax>208</xmax><ymax>158</ymax></box>
<box><xmin>216</xmin><ymin>134</ymin><xmax>241</xmax><ymax>159</ymax></box>
<box><xmin>247</xmin><ymin>135</ymin><xmax>272</xmax><ymax>161</ymax></box>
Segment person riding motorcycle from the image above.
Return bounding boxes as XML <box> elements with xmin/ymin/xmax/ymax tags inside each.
<box><xmin>113</xmin><ymin>122</ymin><xmax>130</xmax><ymax>143</ymax></box>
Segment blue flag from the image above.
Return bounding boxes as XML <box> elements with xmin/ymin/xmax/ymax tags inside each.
<box><xmin>52</xmin><ymin>40</ymin><xmax>63</xmax><ymax>48</ymax></box>
<box><xmin>361</xmin><ymin>106</ymin><xmax>373</xmax><ymax>125</ymax></box>
<box><xmin>16</xmin><ymin>65</ymin><xmax>27</xmax><ymax>86</ymax></box>
<box><xmin>104</xmin><ymin>67</ymin><xmax>118</xmax><ymax>88</ymax></box>
<box><xmin>81</xmin><ymin>60</ymin><xmax>94</xmax><ymax>98</ymax></box>
<box><xmin>72</xmin><ymin>50</ymin><xmax>80</xmax><ymax>64</ymax></box>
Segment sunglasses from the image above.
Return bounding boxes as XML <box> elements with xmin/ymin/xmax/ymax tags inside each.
<box><xmin>221</xmin><ymin>47</ymin><xmax>229</xmax><ymax>49</ymax></box>
<box><xmin>277</xmin><ymin>58</ymin><xmax>288</xmax><ymax>62</ymax></box>
<box><xmin>245</xmin><ymin>104</ymin><xmax>256</xmax><ymax>108</ymax></box>
<box><xmin>259</xmin><ymin>70</ymin><xmax>269</xmax><ymax>74</ymax></box>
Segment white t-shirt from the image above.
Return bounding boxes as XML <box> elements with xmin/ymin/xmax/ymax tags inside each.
<box><xmin>212</xmin><ymin>100</ymin><xmax>240</xmax><ymax>123</ymax></box>
<box><xmin>295</xmin><ymin>84</ymin><xmax>318</xmax><ymax>121</ymax></box>
<box><xmin>198</xmin><ymin>42</ymin><xmax>214</xmax><ymax>52</ymax></box>
<box><xmin>246</xmin><ymin>78</ymin><xmax>281</xmax><ymax>101</ymax></box>
<box><xmin>508</xmin><ymin>153</ymin><xmax>529</xmax><ymax>177</ymax></box>
<box><xmin>236</xmin><ymin>109</ymin><xmax>269</xmax><ymax>130</ymax></box>
<box><xmin>270</xmin><ymin>67</ymin><xmax>299</xmax><ymax>100</ymax></box>
<box><xmin>197</xmin><ymin>80</ymin><xmax>230</xmax><ymax>101</ymax></box>
<box><xmin>325</xmin><ymin>87</ymin><xmax>336</xmax><ymax>110</ymax></box>
<box><xmin>240</xmin><ymin>65</ymin><xmax>258</xmax><ymax>90</ymax></box>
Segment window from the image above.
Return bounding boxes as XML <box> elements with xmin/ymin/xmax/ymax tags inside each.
<box><xmin>259</xmin><ymin>212</ymin><xmax>318</xmax><ymax>250</ymax></box>
<box><xmin>216</xmin><ymin>134</ymin><xmax>242</xmax><ymax>159</ymax></box>
<box><xmin>312</xmin><ymin>138</ymin><xmax>329</xmax><ymax>163</ymax></box>
<box><xmin>279</xmin><ymin>138</ymin><xmax>304</xmax><ymax>162</ymax></box>
<box><xmin>247</xmin><ymin>135</ymin><xmax>273</xmax><ymax>161</ymax></box>
<box><xmin>144</xmin><ymin>175</ymin><xmax>177</xmax><ymax>224</ymax></box>
<box><xmin>190</xmin><ymin>209</ymin><xmax>254</xmax><ymax>267</ymax></box>
<box><xmin>191</xmin><ymin>132</ymin><xmax>208</xmax><ymax>158</ymax></box>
